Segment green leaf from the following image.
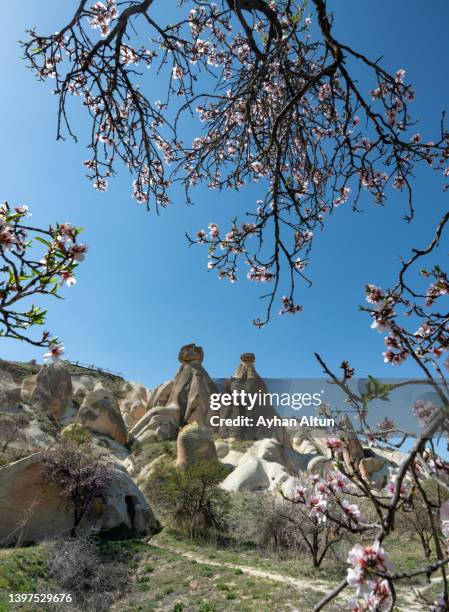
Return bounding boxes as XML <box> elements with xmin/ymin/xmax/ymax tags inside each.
<box><xmin>34</xmin><ymin>236</ymin><xmax>52</xmax><ymax>248</ymax></box>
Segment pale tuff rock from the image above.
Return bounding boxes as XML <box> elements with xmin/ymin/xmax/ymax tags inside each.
<box><xmin>338</xmin><ymin>415</ymin><xmax>389</xmax><ymax>484</ymax></box>
<box><xmin>218</xmin><ymin>353</ymin><xmax>290</xmax><ymax>446</ymax></box>
<box><xmin>71</xmin><ymin>374</ymin><xmax>96</xmax><ymax>404</ymax></box>
<box><xmin>29</xmin><ymin>361</ymin><xmax>74</xmax><ymax>421</ymax></box>
<box><xmin>0</xmin><ymin>369</ymin><xmax>15</xmax><ymax>389</ymax></box>
<box><xmin>221</xmin><ymin>455</ymin><xmax>273</xmax><ymax>492</ymax></box>
<box><xmin>0</xmin><ymin>370</ymin><xmax>21</xmax><ymax>414</ymax></box>
<box><xmin>20</xmin><ymin>374</ymin><xmax>37</xmax><ymax>404</ymax></box>
<box><xmin>291</xmin><ymin>430</ymin><xmax>329</xmax><ymax>456</ymax></box>
<box><xmin>119</xmin><ymin>382</ymin><xmax>149</xmax><ymax>429</ymax></box>
<box><xmin>130</xmin><ymin>405</ymin><xmax>179</xmax><ymax>443</ymax></box>
<box><xmin>169</xmin><ymin>343</ymin><xmax>217</xmax><ymax>425</ymax></box>
<box><xmin>220</xmin><ymin>438</ymin><xmax>308</xmax><ymax>493</ymax></box>
<box><xmin>21</xmin><ymin>419</ymin><xmax>55</xmax><ymax>452</ymax></box>
<box><xmin>0</xmin><ymin>453</ymin><xmax>74</xmax><ymax>544</ymax></box>
<box><xmin>0</xmin><ymin>453</ymin><xmax>160</xmax><ymax>545</ymax></box>
<box><xmin>359</xmin><ymin>455</ymin><xmax>390</xmax><ymax>488</ymax></box>
<box><xmin>61</xmin><ymin>423</ymin><xmax>130</xmax><ymax>464</ymax></box>
<box><xmin>146</xmin><ymin>380</ymin><xmax>173</xmax><ymax>411</ymax></box>
<box><xmin>306</xmin><ymin>455</ymin><xmax>333</xmax><ymax>476</ymax></box>
<box><xmin>0</xmin><ymin>355</ymin><xmax>408</xmax><ymax>509</ymax></box>
<box><xmin>219</xmin><ymin>449</ymin><xmax>245</xmax><ymax>468</ymax></box>
<box><xmin>77</xmin><ymin>383</ymin><xmax>128</xmax><ymax>446</ymax></box>
<box><xmin>176</xmin><ymin>422</ymin><xmax>218</xmax><ymax>468</ymax></box>
<box><xmin>95</xmin><ymin>466</ymin><xmax>160</xmax><ymax>535</ymax></box>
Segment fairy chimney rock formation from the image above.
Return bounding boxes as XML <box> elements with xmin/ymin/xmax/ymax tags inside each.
<box><xmin>219</xmin><ymin>353</ymin><xmax>290</xmax><ymax>446</ymax></box>
<box><xmin>134</xmin><ymin>344</ymin><xmax>218</xmax><ymax>439</ymax></box>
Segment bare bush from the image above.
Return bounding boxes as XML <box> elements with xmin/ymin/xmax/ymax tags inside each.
<box><xmin>45</xmin><ymin>536</ymin><xmax>128</xmax><ymax>611</ymax></box>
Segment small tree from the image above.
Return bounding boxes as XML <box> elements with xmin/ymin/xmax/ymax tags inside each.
<box><xmin>152</xmin><ymin>460</ymin><xmax>230</xmax><ymax>541</ymax></box>
<box><xmin>263</xmin><ymin>487</ymin><xmax>344</xmax><ymax>568</ymax></box>
<box><xmin>397</xmin><ymin>499</ymin><xmax>434</xmax><ymax>560</ymax></box>
<box><xmin>41</xmin><ymin>436</ymin><xmax>112</xmax><ymax>537</ymax></box>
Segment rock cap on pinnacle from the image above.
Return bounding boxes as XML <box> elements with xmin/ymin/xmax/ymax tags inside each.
<box><xmin>178</xmin><ymin>343</ymin><xmax>204</xmax><ymax>364</ymax></box>
<box><xmin>240</xmin><ymin>352</ymin><xmax>255</xmax><ymax>363</ymax></box>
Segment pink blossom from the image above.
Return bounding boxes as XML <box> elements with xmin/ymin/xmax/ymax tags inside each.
<box><xmin>208</xmin><ymin>223</ymin><xmax>219</xmax><ymax>238</ymax></box>
<box><xmin>172</xmin><ymin>65</ymin><xmax>184</xmax><ymax>80</ymax></box>
<box><xmin>70</xmin><ymin>243</ymin><xmax>88</xmax><ymax>262</ymax></box>
<box><xmin>61</xmin><ymin>271</ymin><xmax>77</xmax><ymax>287</ymax></box>
<box><xmin>44</xmin><ymin>344</ymin><xmax>65</xmax><ymax>362</ymax></box>
<box><xmin>326</xmin><ymin>438</ymin><xmax>342</xmax><ymax>451</ymax></box>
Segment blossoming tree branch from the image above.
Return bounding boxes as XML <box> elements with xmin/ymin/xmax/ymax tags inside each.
<box><xmin>22</xmin><ymin>0</ymin><xmax>449</xmax><ymax>325</ymax></box>
<box><xmin>300</xmin><ymin>212</ymin><xmax>449</xmax><ymax>610</ymax></box>
<box><xmin>0</xmin><ymin>201</ymin><xmax>86</xmax><ymax>351</ymax></box>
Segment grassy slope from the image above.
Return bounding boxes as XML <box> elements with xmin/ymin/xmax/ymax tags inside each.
<box><xmin>0</xmin><ymin>546</ymin><xmax>51</xmax><ymax>612</ymax></box>
<box><xmin>0</xmin><ymin>533</ymin><xmax>440</xmax><ymax>612</ymax></box>
<box><xmin>0</xmin><ymin>541</ymin><xmax>330</xmax><ymax>612</ymax></box>
<box><xmin>110</xmin><ymin>540</ymin><xmax>331</xmax><ymax>612</ymax></box>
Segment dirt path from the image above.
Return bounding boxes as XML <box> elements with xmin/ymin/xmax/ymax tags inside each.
<box><xmin>149</xmin><ymin>539</ymin><xmax>437</xmax><ymax>610</ymax></box>
<box><xmin>149</xmin><ymin>539</ymin><xmax>330</xmax><ymax>595</ymax></box>
<box><xmin>398</xmin><ymin>576</ymin><xmax>442</xmax><ymax>611</ymax></box>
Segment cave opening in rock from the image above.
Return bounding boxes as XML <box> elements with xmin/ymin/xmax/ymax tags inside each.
<box><xmin>125</xmin><ymin>495</ymin><xmax>136</xmax><ymax>528</ymax></box>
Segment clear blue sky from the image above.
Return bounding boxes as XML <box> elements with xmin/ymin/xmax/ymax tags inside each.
<box><xmin>1</xmin><ymin>1</ymin><xmax>448</xmax><ymax>388</ymax></box>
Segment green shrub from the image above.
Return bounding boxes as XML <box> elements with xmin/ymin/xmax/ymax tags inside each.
<box><xmin>0</xmin><ymin>452</ymin><xmax>10</xmax><ymax>467</ymax></box>
<box><xmin>152</xmin><ymin>461</ymin><xmax>230</xmax><ymax>541</ymax></box>
<box><xmin>61</xmin><ymin>422</ymin><xmax>92</xmax><ymax>445</ymax></box>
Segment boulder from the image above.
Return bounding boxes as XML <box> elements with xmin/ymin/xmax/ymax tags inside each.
<box><xmin>0</xmin><ymin>454</ymin><xmax>74</xmax><ymax>544</ymax></box>
<box><xmin>291</xmin><ymin>430</ymin><xmax>329</xmax><ymax>456</ymax></box>
<box><xmin>29</xmin><ymin>362</ymin><xmax>73</xmax><ymax>421</ymax></box>
<box><xmin>176</xmin><ymin>422</ymin><xmax>218</xmax><ymax>468</ymax></box>
<box><xmin>220</xmin><ymin>438</ymin><xmax>307</xmax><ymax>493</ymax></box>
<box><xmin>0</xmin><ymin>453</ymin><xmax>160</xmax><ymax>545</ymax></box>
<box><xmin>77</xmin><ymin>384</ymin><xmax>128</xmax><ymax>445</ymax></box>
<box><xmin>95</xmin><ymin>466</ymin><xmax>160</xmax><ymax>535</ymax></box>
<box><xmin>221</xmin><ymin>456</ymin><xmax>273</xmax><ymax>492</ymax></box>
<box><xmin>120</xmin><ymin>382</ymin><xmax>150</xmax><ymax>429</ymax></box>
<box><xmin>219</xmin><ymin>449</ymin><xmax>245</xmax><ymax>469</ymax></box>
<box><xmin>130</xmin><ymin>405</ymin><xmax>180</xmax><ymax>443</ymax></box>
<box><xmin>306</xmin><ymin>455</ymin><xmax>333</xmax><ymax>476</ymax></box>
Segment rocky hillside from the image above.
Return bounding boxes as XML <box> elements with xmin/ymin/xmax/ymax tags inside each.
<box><xmin>0</xmin><ymin>344</ymin><xmax>404</xmax><ymax>546</ymax></box>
